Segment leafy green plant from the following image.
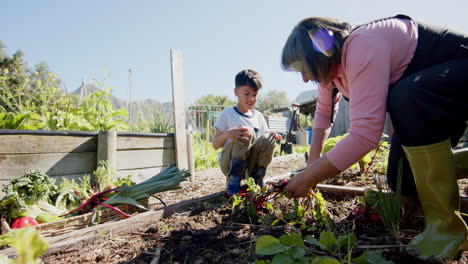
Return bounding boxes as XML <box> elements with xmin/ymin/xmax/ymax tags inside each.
<box><xmin>0</xmin><ymin>171</ymin><xmax>59</xmax><ymax>223</ymax></box>
<box><xmin>255</xmin><ymin>231</ymin><xmax>395</xmax><ymax>264</ymax></box>
<box><xmin>231</xmin><ymin>179</ymin><xmax>330</xmax><ymax>228</ymax></box>
<box><xmin>69</xmin><ymin>88</ymin><xmax>128</xmax><ymax>131</ymax></box>
<box><xmin>255</xmin><ymin>233</ymin><xmax>309</xmax><ymax>264</ymax></box>
<box><xmin>149</xmin><ymin>105</ymin><xmax>174</xmax><ymax>133</ymax></box>
<box><xmin>0</xmin><ymin>227</ymin><xmax>49</xmax><ymax>264</ymax></box>
<box><xmin>192</xmin><ymin>132</ymin><xmax>220</xmax><ymax>171</ymax></box>
<box><xmin>359</xmin><ymin>158</ymin><xmax>403</xmax><ymax>237</ymax></box>
<box><xmin>322</xmin><ymin>133</ymin><xmax>389</xmax><ymax>179</ymax></box>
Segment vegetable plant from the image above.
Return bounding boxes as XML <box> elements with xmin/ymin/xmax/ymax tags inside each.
<box><xmin>62</xmin><ymin>166</ymin><xmax>190</xmax><ymax>218</ymax></box>
<box><xmin>357</xmin><ymin>158</ymin><xmax>403</xmax><ymax>237</ymax></box>
<box><xmin>0</xmin><ymin>227</ymin><xmax>48</xmax><ymax>264</ymax></box>
<box><xmin>0</xmin><ymin>171</ymin><xmax>61</xmax><ymax>223</ymax></box>
<box><xmin>322</xmin><ymin>133</ymin><xmax>389</xmax><ymax>176</ymax></box>
<box><xmin>231</xmin><ymin>178</ymin><xmax>330</xmax><ymax>228</ymax></box>
<box><xmin>255</xmin><ymin>231</ymin><xmax>395</xmax><ymax>264</ymax></box>
<box><xmin>192</xmin><ymin>132</ymin><xmax>220</xmax><ymax>171</ymax></box>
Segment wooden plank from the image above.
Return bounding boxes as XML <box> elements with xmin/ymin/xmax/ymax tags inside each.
<box><xmin>186</xmin><ymin>133</ymin><xmax>195</xmax><ymax>181</ymax></box>
<box><xmin>0</xmin><ymin>129</ymin><xmax>97</xmax><ymax>136</ymax></box>
<box><xmin>116</xmin><ymin>166</ymin><xmax>170</xmax><ymax>183</ymax></box>
<box><xmin>170</xmin><ymin>49</ymin><xmax>189</xmax><ymax>170</ymax></box>
<box><xmin>116</xmin><ymin>149</ymin><xmax>175</xmax><ymax>170</ymax></box>
<box><xmin>0</xmin><ymin>152</ymin><xmax>96</xmax><ymax>179</ymax></box>
<box><xmin>0</xmin><ymin>134</ymin><xmax>97</xmax><ymax>154</ymax></box>
<box><xmin>117</xmin><ymin>136</ymin><xmax>174</xmax><ymax>150</ymax></box>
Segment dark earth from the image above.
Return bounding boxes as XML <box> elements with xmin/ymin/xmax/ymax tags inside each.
<box><xmin>32</xmin><ymin>153</ymin><xmax>468</xmax><ymax>263</ymax></box>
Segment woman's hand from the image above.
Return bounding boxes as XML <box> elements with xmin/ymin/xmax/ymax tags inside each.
<box><xmin>286</xmin><ymin>155</ymin><xmax>341</xmax><ymax>198</ymax></box>
<box><xmin>285</xmin><ymin>170</ymin><xmax>315</xmax><ymax>197</ymax></box>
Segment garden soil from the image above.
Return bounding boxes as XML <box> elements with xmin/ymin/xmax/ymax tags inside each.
<box><xmin>37</xmin><ymin>153</ymin><xmax>468</xmax><ymax>264</ymax></box>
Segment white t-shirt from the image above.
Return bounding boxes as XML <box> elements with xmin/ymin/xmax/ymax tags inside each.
<box><xmin>214</xmin><ymin>107</ymin><xmax>269</xmax><ymax>149</ymax></box>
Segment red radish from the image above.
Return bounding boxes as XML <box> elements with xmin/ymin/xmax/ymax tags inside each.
<box><xmin>354</xmin><ymin>208</ymin><xmax>365</xmax><ymax>216</ymax></box>
<box><xmin>11</xmin><ymin>217</ymin><xmax>39</xmax><ymax>229</ymax></box>
<box><xmin>370</xmin><ymin>213</ymin><xmax>380</xmax><ymax>222</ymax></box>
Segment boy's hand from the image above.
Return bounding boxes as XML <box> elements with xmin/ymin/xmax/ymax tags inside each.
<box><xmin>227</xmin><ymin>125</ymin><xmax>251</xmax><ymax>145</ymax></box>
<box><xmin>268</xmin><ymin>131</ymin><xmax>283</xmax><ymax>141</ymax></box>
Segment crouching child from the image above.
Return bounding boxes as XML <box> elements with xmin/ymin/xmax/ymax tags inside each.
<box><xmin>212</xmin><ymin>69</ymin><xmax>282</xmax><ymax>197</ymax></box>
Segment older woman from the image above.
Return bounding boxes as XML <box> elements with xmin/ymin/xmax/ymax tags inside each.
<box><xmin>282</xmin><ymin>14</ymin><xmax>468</xmax><ymax>260</ymax></box>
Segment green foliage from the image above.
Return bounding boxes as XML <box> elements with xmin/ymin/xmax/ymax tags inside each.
<box><xmin>292</xmin><ymin>145</ymin><xmax>309</xmax><ymax>154</ymax></box>
<box><xmin>0</xmin><ymin>43</ymin><xmax>180</xmax><ymax>134</ymax></box>
<box><xmin>322</xmin><ymin>133</ymin><xmax>389</xmax><ymax>176</ymax></box>
<box><xmin>149</xmin><ymin>105</ymin><xmax>174</xmax><ymax>133</ymax></box>
<box><xmin>255</xmin><ymin>231</ymin><xmax>395</xmax><ymax>264</ymax></box>
<box><xmin>69</xmin><ymin>88</ymin><xmax>128</xmax><ymax>131</ymax></box>
<box><xmin>232</xmin><ymin>178</ymin><xmax>267</xmax><ymax>219</ymax></box>
<box><xmin>255</xmin><ymin>233</ymin><xmax>309</xmax><ymax>264</ymax></box>
<box><xmin>0</xmin><ymin>171</ymin><xmax>58</xmax><ymax>222</ymax></box>
<box><xmin>192</xmin><ymin>132</ymin><xmax>220</xmax><ymax>171</ymax></box>
<box><xmin>232</xmin><ymin>179</ymin><xmax>330</xmax><ymax>228</ymax></box>
<box><xmin>195</xmin><ymin>94</ymin><xmax>236</xmax><ymax>106</ymax></box>
<box><xmin>359</xmin><ymin>158</ymin><xmax>403</xmax><ymax>237</ymax></box>
<box><xmin>256</xmin><ymin>90</ymin><xmax>290</xmax><ymax>112</ymax></box>
<box><xmin>0</xmin><ymin>227</ymin><xmax>49</xmax><ymax>264</ymax></box>
<box><xmin>0</xmin><ymin>60</ymin><xmax>129</xmax><ymax>131</ymax></box>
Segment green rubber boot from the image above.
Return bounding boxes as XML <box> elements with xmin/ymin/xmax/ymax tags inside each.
<box><xmin>403</xmin><ymin>139</ymin><xmax>468</xmax><ymax>260</ymax></box>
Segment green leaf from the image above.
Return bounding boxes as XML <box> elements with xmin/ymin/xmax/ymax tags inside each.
<box><xmin>11</xmin><ymin>227</ymin><xmax>48</xmax><ymax>264</ymax></box>
<box><xmin>272</xmin><ymin>253</ymin><xmax>293</xmax><ymax>264</ymax></box>
<box><xmin>255</xmin><ymin>260</ymin><xmax>271</xmax><ymax>264</ymax></box>
<box><xmin>319</xmin><ymin>231</ymin><xmax>336</xmax><ymax>252</ymax></box>
<box><xmin>286</xmin><ymin>247</ymin><xmax>306</xmax><ymax>259</ymax></box>
<box><xmin>352</xmin><ymin>250</ymin><xmax>395</xmax><ymax>264</ymax></box>
<box><xmin>335</xmin><ymin>233</ymin><xmax>358</xmax><ymax>250</ymax></box>
<box><xmin>266</xmin><ymin>202</ymin><xmax>274</xmax><ymax>211</ymax></box>
<box><xmin>304</xmin><ymin>235</ymin><xmax>326</xmax><ymax>250</ymax></box>
<box><xmin>256</xmin><ymin>235</ymin><xmax>287</xmax><ymax>255</ymax></box>
<box><xmin>0</xmin><ymin>255</ymin><xmax>13</xmax><ymax>264</ymax></box>
<box><xmin>279</xmin><ymin>233</ymin><xmax>305</xmax><ymax>249</ymax></box>
<box><xmin>311</xmin><ymin>256</ymin><xmax>341</xmax><ymax>264</ymax></box>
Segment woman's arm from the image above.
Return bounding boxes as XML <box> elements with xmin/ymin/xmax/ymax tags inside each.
<box><xmin>307</xmin><ymin>127</ymin><xmax>330</xmax><ymax>165</ymax></box>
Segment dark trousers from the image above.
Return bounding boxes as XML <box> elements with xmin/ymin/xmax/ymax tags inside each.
<box><xmin>386</xmin><ymin>21</ymin><xmax>468</xmax><ymax>196</ymax></box>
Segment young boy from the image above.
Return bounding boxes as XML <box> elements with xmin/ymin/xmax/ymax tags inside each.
<box><xmin>212</xmin><ymin>69</ymin><xmax>282</xmax><ymax>197</ymax></box>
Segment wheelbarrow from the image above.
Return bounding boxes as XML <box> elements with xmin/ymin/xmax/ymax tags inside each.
<box><xmin>280</xmin><ymin>103</ymin><xmax>300</xmax><ymax>155</ymax></box>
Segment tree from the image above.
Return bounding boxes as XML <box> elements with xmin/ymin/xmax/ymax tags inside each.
<box><xmin>256</xmin><ymin>90</ymin><xmax>290</xmax><ymax>112</ymax></box>
<box><xmin>195</xmin><ymin>94</ymin><xmax>235</xmax><ymax>106</ymax></box>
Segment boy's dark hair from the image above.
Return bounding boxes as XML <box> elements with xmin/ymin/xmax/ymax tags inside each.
<box><xmin>235</xmin><ymin>69</ymin><xmax>263</xmax><ymax>91</ymax></box>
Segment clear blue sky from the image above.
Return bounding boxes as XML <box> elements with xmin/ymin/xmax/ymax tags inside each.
<box><xmin>3</xmin><ymin>1</ymin><xmax>467</xmax><ymax>104</ymax></box>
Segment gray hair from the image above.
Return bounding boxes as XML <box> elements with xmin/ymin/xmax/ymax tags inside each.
<box><xmin>281</xmin><ymin>17</ymin><xmax>352</xmax><ymax>83</ymax></box>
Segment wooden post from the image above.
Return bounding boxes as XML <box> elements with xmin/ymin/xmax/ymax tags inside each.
<box><xmin>170</xmin><ymin>49</ymin><xmax>189</xmax><ymax>170</ymax></box>
<box><xmin>186</xmin><ymin>132</ymin><xmax>195</xmax><ymax>182</ymax></box>
<box><xmin>97</xmin><ymin>131</ymin><xmax>117</xmax><ymax>169</ymax></box>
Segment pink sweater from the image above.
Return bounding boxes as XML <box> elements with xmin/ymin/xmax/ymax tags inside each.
<box><xmin>314</xmin><ymin>17</ymin><xmax>418</xmax><ymax>171</ymax></box>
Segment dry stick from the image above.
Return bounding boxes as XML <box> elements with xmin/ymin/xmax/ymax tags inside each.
<box><xmin>150</xmin><ymin>243</ymin><xmax>164</xmax><ymax>264</ymax></box>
